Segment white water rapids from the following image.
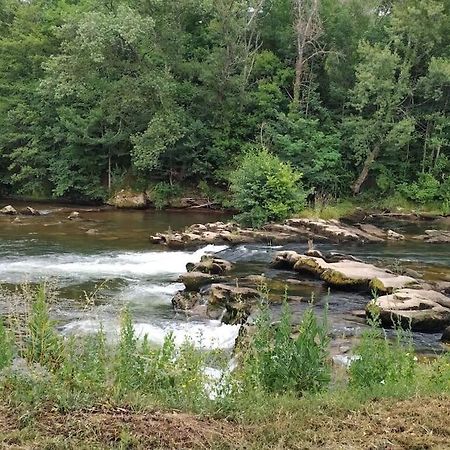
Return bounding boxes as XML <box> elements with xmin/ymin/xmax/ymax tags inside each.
<box><xmin>0</xmin><ymin>243</ymin><xmax>241</xmax><ymax>350</ymax></box>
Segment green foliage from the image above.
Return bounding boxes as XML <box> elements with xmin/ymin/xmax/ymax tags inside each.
<box><xmin>0</xmin><ymin>0</ymin><xmax>449</xmax><ymax>203</ymax></box>
<box><xmin>349</xmin><ymin>316</ymin><xmax>416</xmax><ymax>389</ymax></box>
<box><xmin>241</xmin><ymin>300</ymin><xmax>330</xmax><ymax>395</ymax></box>
<box><xmin>150</xmin><ymin>182</ymin><xmax>182</xmax><ymax>210</ymax></box>
<box><xmin>24</xmin><ymin>285</ymin><xmax>63</xmax><ymax>370</ymax></box>
<box><xmin>230</xmin><ymin>148</ymin><xmax>306</xmax><ymax>227</ymax></box>
<box><xmin>0</xmin><ymin>319</ymin><xmax>14</xmax><ymax>370</ymax></box>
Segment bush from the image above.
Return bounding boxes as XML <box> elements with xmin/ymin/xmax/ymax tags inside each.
<box><xmin>229</xmin><ymin>148</ymin><xmax>306</xmax><ymax>227</ymax></box>
<box><xmin>150</xmin><ymin>182</ymin><xmax>182</xmax><ymax>210</ymax></box>
<box><xmin>349</xmin><ymin>317</ymin><xmax>416</xmax><ymax>389</ymax></box>
<box><xmin>241</xmin><ymin>300</ymin><xmax>330</xmax><ymax>395</ymax></box>
<box><xmin>399</xmin><ymin>173</ymin><xmax>441</xmax><ymax>204</ymax></box>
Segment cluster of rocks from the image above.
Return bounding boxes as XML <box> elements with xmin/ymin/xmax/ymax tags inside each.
<box><xmin>150</xmin><ymin>218</ymin><xmax>407</xmax><ymax>248</ymax></box>
<box><xmin>414</xmin><ymin>229</ymin><xmax>450</xmax><ymax>243</ymax></box>
<box><xmin>272</xmin><ymin>250</ymin><xmax>450</xmax><ymax>337</ymax></box>
<box><xmin>172</xmin><ymin>255</ymin><xmax>261</xmax><ymax>324</ymax></box>
<box><xmin>0</xmin><ymin>205</ymin><xmax>40</xmax><ymax>216</ymax></box>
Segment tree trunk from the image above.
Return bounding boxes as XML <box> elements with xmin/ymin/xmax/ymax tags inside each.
<box><xmin>352</xmin><ymin>145</ymin><xmax>380</xmax><ymax>195</ymax></box>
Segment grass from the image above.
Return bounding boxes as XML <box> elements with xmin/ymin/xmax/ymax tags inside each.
<box><xmin>297</xmin><ymin>193</ymin><xmax>449</xmax><ymax>221</ymax></box>
<box><xmin>0</xmin><ymin>284</ymin><xmax>448</xmax><ymax>449</ymax></box>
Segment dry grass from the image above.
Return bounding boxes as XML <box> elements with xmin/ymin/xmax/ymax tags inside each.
<box><xmin>0</xmin><ymin>395</ymin><xmax>448</xmax><ymax>449</ymax></box>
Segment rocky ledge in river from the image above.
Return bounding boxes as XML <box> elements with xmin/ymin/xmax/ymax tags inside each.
<box><xmin>370</xmin><ymin>289</ymin><xmax>450</xmax><ymax>333</ymax></box>
<box><xmin>272</xmin><ymin>251</ymin><xmax>418</xmax><ymax>294</ymax></box>
<box><xmin>150</xmin><ymin>218</ymin><xmax>395</xmax><ymax>248</ymax></box>
<box><xmin>273</xmin><ymin>250</ymin><xmax>450</xmax><ymax>333</ymax></box>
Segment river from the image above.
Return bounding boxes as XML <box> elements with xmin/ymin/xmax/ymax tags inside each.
<box><xmin>0</xmin><ymin>202</ymin><xmax>449</xmax><ymax>353</ymax></box>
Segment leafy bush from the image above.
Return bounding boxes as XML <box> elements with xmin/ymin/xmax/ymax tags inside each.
<box><xmin>399</xmin><ymin>173</ymin><xmax>440</xmax><ymax>204</ymax></box>
<box><xmin>150</xmin><ymin>182</ymin><xmax>182</xmax><ymax>210</ymax></box>
<box><xmin>349</xmin><ymin>316</ymin><xmax>416</xmax><ymax>389</ymax></box>
<box><xmin>241</xmin><ymin>301</ymin><xmax>330</xmax><ymax>395</ymax></box>
<box><xmin>229</xmin><ymin>148</ymin><xmax>306</xmax><ymax>227</ymax></box>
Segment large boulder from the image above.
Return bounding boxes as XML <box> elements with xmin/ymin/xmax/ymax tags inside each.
<box><xmin>108</xmin><ymin>189</ymin><xmax>149</xmax><ymax>209</ymax></box>
<box><xmin>208</xmin><ymin>284</ymin><xmax>260</xmax><ymax>324</ymax></box>
<box><xmin>0</xmin><ymin>205</ymin><xmax>17</xmax><ymax>215</ymax></box>
<box><xmin>274</xmin><ymin>252</ymin><xmax>417</xmax><ymax>293</ymax></box>
<box><xmin>371</xmin><ymin>289</ymin><xmax>450</xmax><ymax>332</ymax></box>
<box><xmin>172</xmin><ymin>291</ymin><xmax>202</xmax><ymax>310</ymax></box>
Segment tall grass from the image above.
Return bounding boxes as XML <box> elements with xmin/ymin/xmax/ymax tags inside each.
<box><xmin>0</xmin><ymin>283</ymin><xmax>448</xmax><ymax>422</ymax></box>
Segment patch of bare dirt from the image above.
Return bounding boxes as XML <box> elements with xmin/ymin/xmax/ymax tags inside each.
<box><xmin>0</xmin><ymin>396</ymin><xmax>448</xmax><ymax>449</ymax></box>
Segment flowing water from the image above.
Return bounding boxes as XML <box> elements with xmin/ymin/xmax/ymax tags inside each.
<box><xmin>0</xmin><ymin>202</ymin><xmax>449</xmax><ymax>352</ymax></box>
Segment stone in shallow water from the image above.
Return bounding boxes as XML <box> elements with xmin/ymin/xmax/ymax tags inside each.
<box><xmin>0</xmin><ymin>205</ymin><xmax>17</xmax><ymax>215</ymax></box>
<box><xmin>373</xmin><ymin>289</ymin><xmax>450</xmax><ymax>333</ymax></box>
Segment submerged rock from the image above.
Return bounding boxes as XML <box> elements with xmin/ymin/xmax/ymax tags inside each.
<box><xmin>108</xmin><ymin>189</ymin><xmax>149</xmax><ymax>209</ymax></box>
<box><xmin>371</xmin><ymin>289</ymin><xmax>450</xmax><ymax>332</ymax></box>
<box><xmin>0</xmin><ymin>205</ymin><xmax>17</xmax><ymax>215</ymax></box>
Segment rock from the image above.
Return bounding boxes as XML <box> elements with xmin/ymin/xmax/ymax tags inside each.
<box><xmin>371</xmin><ymin>289</ymin><xmax>450</xmax><ymax>332</ymax></box>
<box><xmin>179</xmin><ymin>272</ymin><xmax>217</xmax><ymax>291</ymax></box>
<box><xmin>358</xmin><ymin>223</ymin><xmax>386</xmax><ymax>239</ymax></box>
<box><xmin>150</xmin><ymin>218</ymin><xmax>390</xmax><ymax>248</ymax></box>
<box><xmin>188</xmin><ymin>256</ymin><xmax>232</xmax><ymax>275</ymax></box>
<box><xmin>442</xmin><ymin>326</ymin><xmax>450</xmax><ymax>343</ymax></box>
<box><xmin>172</xmin><ymin>291</ymin><xmax>202</xmax><ymax>310</ymax></box>
<box><xmin>275</xmin><ymin>252</ymin><xmax>417</xmax><ymax>293</ymax></box>
<box><xmin>271</xmin><ymin>250</ymin><xmax>302</xmax><ymax>270</ymax></box>
<box><xmin>108</xmin><ymin>189</ymin><xmax>149</xmax><ymax>209</ymax></box>
<box><xmin>0</xmin><ymin>205</ymin><xmax>17</xmax><ymax>215</ymax></box>
<box><xmin>85</xmin><ymin>228</ymin><xmax>98</xmax><ymax>235</ymax></box>
<box><xmin>414</xmin><ymin>229</ymin><xmax>450</xmax><ymax>243</ymax></box>
<box><xmin>68</xmin><ymin>211</ymin><xmax>80</xmax><ymax>220</ymax></box>
<box><xmin>11</xmin><ymin>217</ymin><xmax>22</xmax><ymax>224</ymax></box>
<box><xmin>387</xmin><ymin>229</ymin><xmax>405</xmax><ymax>240</ymax></box>
<box><xmin>208</xmin><ymin>284</ymin><xmax>260</xmax><ymax>324</ymax></box>
<box><xmin>21</xmin><ymin>206</ymin><xmax>40</xmax><ymax>216</ymax></box>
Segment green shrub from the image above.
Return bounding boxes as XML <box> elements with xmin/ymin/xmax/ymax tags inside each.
<box><xmin>150</xmin><ymin>182</ymin><xmax>182</xmax><ymax>210</ymax></box>
<box><xmin>24</xmin><ymin>285</ymin><xmax>63</xmax><ymax>370</ymax></box>
<box><xmin>0</xmin><ymin>319</ymin><xmax>14</xmax><ymax>370</ymax></box>
<box><xmin>241</xmin><ymin>300</ymin><xmax>330</xmax><ymax>395</ymax></box>
<box><xmin>349</xmin><ymin>317</ymin><xmax>416</xmax><ymax>389</ymax></box>
<box><xmin>229</xmin><ymin>147</ymin><xmax>306</xmax><ymax>227</ymax></box>
<box><xmin>399</xmin><ymin>173</ymin><xmax>440</xmax><ymax>204</ymax></box>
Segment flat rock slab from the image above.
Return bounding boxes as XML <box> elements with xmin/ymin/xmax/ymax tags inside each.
<box><xmin>150</xmin><ymin>218</ymin><xmax>388</xmax><ymax>248</ymax></box>
<box><xmin>273</xmin><ymin>252</ymin><xmax>417</xmax><ymax>293</ymax></box>
<box><xmin>373</xmin><ymin>289</ymin><xmax>450</xmax><ymax>332</ymax></box>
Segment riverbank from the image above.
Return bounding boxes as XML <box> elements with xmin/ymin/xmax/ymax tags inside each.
<box><xmin>0</xmin><ymin>286</ymin><xmax>448</xmax><ymax>450</ymax></box>
<box><xmin>0</xmin><ymin>395</ymin><xmax>448</xmax><ymax>449</ymax></box>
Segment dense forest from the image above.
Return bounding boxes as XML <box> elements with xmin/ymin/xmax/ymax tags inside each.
<box><xmin>0</xmin><ymin>0</ymin><xmax>449</xmax><ymax>209</ymax></box>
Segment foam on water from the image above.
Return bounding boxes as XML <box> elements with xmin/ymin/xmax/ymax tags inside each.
<box><xmin>61</xmin><ymin>318</ymin><xmax>240</xmax><ymax>350</ymax></box>
<box><xmin>0</xmin><ymin>244</ymin><xmax>228</xmax><ymax>284</ymax></box>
